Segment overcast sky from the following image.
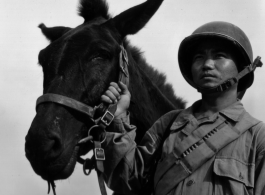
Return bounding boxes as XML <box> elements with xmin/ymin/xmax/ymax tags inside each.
<box><xmin>0</xmin><ymin>0</ymin><xmax>265</xmax><ymax>194</ymax></box>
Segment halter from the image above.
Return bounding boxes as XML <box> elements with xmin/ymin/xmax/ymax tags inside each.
<box><xmin>36</xmin><ymin>45</ymin><xmax>129</xmax><ymax>123</ymax></box>
<box><xmin>36</xmin><ymin>45</ymin><xmax>129</xmax><ymax>195</ymax></box>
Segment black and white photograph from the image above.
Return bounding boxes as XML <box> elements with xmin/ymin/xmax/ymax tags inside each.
<box><xmin>1</xmin><ymin>0</ymin><xmax>265</xmax><ymax>194</ymax></box>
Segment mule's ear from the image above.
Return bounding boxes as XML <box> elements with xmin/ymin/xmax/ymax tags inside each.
<box><xmin>78</xmin><ymin>0</ymin><xmax>110</xmax><ymax>22</ymax></box>
<box><xmin>110</xmin><ymin>0</ymin><xmax>164</xmax><ymax>38</ymax></box>
<box><xmin>39</xmin><ymin>23</ymin><xmax>72</xmax><ymax>42</ymax></box>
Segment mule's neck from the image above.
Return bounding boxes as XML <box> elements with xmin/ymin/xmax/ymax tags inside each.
<box><xmin>127</xmin><ymin>58</ymin><xmax>177</xmax><ymax>142</ymax></box>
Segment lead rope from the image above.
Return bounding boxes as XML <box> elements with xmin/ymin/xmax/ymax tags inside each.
<box><xmin>77</xmin><ymin>103</ymin><xmax>117</xmax><ymax>195</ymax></box>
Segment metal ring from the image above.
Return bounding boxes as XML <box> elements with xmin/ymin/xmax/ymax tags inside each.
<box><xmin>83</xmin><ymin>159</ymin><xmax>92</xmax><ymax>176</ymax></box>
<box><xmin>88</xmin><ymin>125</ymin><xmax>106</xmax><ymax>144</ymax></box>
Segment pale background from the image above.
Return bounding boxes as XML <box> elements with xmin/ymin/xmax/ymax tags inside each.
<box><xmin>0</xmin><ymin>0</ymin><xmax>264</xmax><ymax>194</ymax></box>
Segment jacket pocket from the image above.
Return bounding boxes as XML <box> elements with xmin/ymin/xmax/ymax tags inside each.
<box><xmin>213</xmin><ymin>158</ymin><xmax>254</xmax><ymax>195</ymax></box>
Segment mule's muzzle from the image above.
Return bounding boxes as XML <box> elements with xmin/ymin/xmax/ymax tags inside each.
<box><xmin>25</xmin><ymin>109</ymin><xmax>81</xmax><ymax>181</ymax></box>
<box><xmin>25</xmin><ymin>127</ymin><xmax>64</xmax><ymax>179</ymax></box>
<box><xmin>25</xmin><ymin>129</ymin><xmax>62</xmax><ymax>161</ymax></box>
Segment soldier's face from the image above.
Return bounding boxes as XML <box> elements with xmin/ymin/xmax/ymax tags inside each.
<box><xmin>191</xmin><ymin>40</ymin><xmax>238</xmax><ymax>90</ymax></box>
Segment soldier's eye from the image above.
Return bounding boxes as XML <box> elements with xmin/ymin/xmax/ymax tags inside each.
<box><xmin>216</xmin><ymin>52</ymin><xmax>227</xmax><ymax>59</ymax></box>
<box><xmin>193</xmin><ymin>54</ymin><xmax>203</xmax><ymax>62</ymax></box>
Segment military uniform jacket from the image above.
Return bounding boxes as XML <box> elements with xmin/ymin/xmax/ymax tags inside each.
<box><xmin>102</xmin><ymin>100</ymin><xmax>265</xmax><ymax>195</ymax></box>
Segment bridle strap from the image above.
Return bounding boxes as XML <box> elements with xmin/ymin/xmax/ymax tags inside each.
<box><xmin>94</xmin><ymin>141</ymin><xmax>107</xmax><ymax>195</ymax></box>
<box><xmin>119</xmin><ymin>45</ymin><xmax>129</xmax><ymax>86</ymax></box>
<box><xmin>36</xmin><ymin>93</ymin><xmax>95</xmax><ymax>119</ymax></box>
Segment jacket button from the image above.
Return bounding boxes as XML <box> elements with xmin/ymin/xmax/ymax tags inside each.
<box><xmin>186</xmin><ymin>179</ymin><xmax>195</xmax><ymax>186</ymax></box>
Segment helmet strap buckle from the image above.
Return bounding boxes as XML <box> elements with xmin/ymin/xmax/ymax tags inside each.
<box><xmin>198</xmin><ymin>56</ymin><xmax>262</xmax><ymax>95</ymax></box>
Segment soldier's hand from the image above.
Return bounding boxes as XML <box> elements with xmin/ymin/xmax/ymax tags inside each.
<box><xmin>101</xmin><ymin>82</ymin><xmax>131</xmax><ymax>118</ymax></box>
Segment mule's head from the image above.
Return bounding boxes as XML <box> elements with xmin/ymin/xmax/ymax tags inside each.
<box><xmin>25</xmin><ymin>0</ymin><xmax>164</xmax><ymax>182</ymax></box>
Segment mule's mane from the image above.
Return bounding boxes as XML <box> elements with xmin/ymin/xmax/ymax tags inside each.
<box><xmin>126</xmin><ymin>41</ymin><xmax>186</xmax><ymax>108</ymax></box>
<box><xmin>78</xmin><ymin>0</ymin><xmax>110</xmax><ymax>21</ymax></box>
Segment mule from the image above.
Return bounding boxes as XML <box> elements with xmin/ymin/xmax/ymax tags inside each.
<box><xmin>25</xmin><ymin>0</ymin><xmax>185</xmax><ymax>194</ymax></box>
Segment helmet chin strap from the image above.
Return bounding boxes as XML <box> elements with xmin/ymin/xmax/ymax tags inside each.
<box><xmin>197</xmin><ymin>56</ymin><xmax>263</xmax><ymax>98</ymax></box>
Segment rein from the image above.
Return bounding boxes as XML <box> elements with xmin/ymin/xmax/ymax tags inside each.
<box><xmin>36</xmin><ymin>45</ymin><xmax>129</xmax><ymax>195</ymax></box>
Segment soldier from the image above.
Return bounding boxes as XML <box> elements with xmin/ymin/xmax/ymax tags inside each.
<box><xmin>100</xmin><ymin>21</ymin><xmax>265</xmax><ymax>195</ymax></box>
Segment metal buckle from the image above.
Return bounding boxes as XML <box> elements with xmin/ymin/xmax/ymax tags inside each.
<box><xmin>101</xmin><ymin>110</ymin><xmax>114</xmax><ymax>126</ymax></box>
<box><xmin>216</xmin><ymin>85</ymin><xmax>223</xmax><ymax>92</ymax></box>
<box><xmin>224</xmin><ymin>80</ymin><xmax>232</xmax><ymax>88</ymax></box>
<box><xmin>95</xmin><ymin>148</ymin><xmax>105</xmax><ymax>160</ymax></box>
<box><xmin>217</xmin><ymin>80</ymin><xmax>232</xmax><ymax>92</ymax></box>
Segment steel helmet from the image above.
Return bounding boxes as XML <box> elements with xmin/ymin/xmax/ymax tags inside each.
<box><xmin>178</xmin><ymin>21</ymin><xmax>253</xmax><ymax>92</ymax></box>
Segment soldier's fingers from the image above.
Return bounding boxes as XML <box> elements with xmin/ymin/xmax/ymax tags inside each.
<box><xmin>110</xmin><ymin>82</ymin><xmax>121</xmax><ymax>92</ymax></box>
<box><xmin>105</xmin><ymin>90</ymin><xmax>118</xmax><ymax>103</ymax></box>
<box><xmin>101</xmin><ymin>95</ymin><xmax>113</xmax><ymax>104</ymax></box>
<box><xmin>108</xmin><ymin>86</ymin><xmax>121</xmax><ymax>99</ymax></box>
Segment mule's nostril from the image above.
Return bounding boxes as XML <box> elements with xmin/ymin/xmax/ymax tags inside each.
<box><xmin>43</xmin><ymin>139</ymin><xmax>56</xmax><ymax>153</ymax></box>
<box><xmin>44</xmin><ymin>133</ymin><xmax>63</xmax><ymax>160</ymax></box>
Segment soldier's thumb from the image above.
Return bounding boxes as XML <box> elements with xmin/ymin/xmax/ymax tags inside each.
<box><xmin>118</xmin><ymin>81</ymin><xmax>126</xmax><ymax>90</ymax></box>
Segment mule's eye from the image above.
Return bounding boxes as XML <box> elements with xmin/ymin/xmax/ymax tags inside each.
<box><xmin>90</xmin><ymin>51</ymin><xmax>110</xmax><ymax>62</ymax></box>
<box><xmin>91</xmin><ymin>56</ymin><xmax>103</xmax><ymax>62</ymax></box>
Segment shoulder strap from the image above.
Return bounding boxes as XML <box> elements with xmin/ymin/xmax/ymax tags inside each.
<box><xmin>139</xmin><ymin>110</ymin><xmax>182</xmax><ymax>195</ymax></box>
<box><xmin>154</xmin><ymin>111</ymin><xmax>260</xmax><ymax>195</ymax></box>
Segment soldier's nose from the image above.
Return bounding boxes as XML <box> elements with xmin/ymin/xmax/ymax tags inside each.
<box><xmin>203</xmin><ymin>59</ymin><xmax>215</xmax><ymax>70</ymax></box>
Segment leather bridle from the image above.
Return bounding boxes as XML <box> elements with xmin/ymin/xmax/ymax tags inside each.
<box><xmin>36</xmin><ymin>45</ymin><xmax>129</xmax><ymax>123</ymax></box>
<box><xmin>36</xmin><ymin>45</ymin><xmax>130</xmax><ymax>195</ymax></box>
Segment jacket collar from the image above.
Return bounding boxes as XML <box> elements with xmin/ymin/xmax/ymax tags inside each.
<box><xmin>219</xmin><ymin>100</ymin><xmax>245</xmax><ymax>122</ymax></box>
<box><xmin>170</xmin><ymin>99</ymin><xmax>245</xmax><ymax>131</ymax></box>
